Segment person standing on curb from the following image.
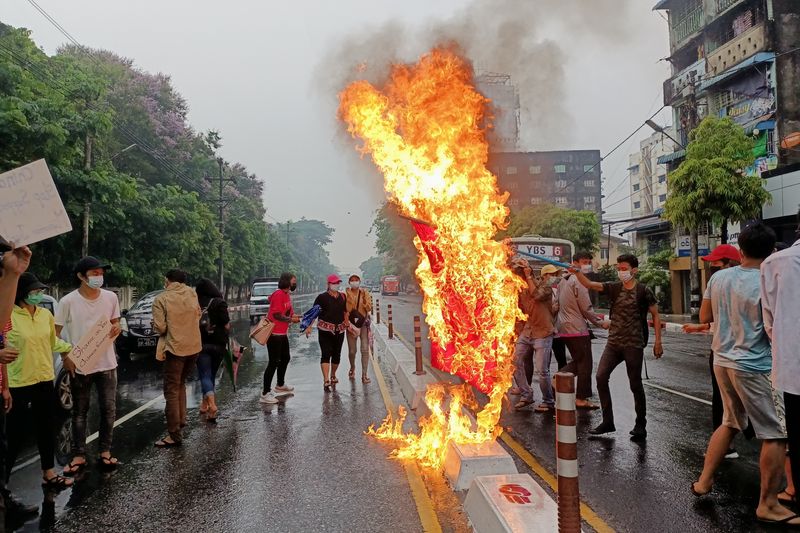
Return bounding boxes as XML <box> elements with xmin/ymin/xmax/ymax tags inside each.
<box><xmin>558</xmin><ymin>252</ymin><xmax>607</xmax><ymax>410</ymax></box>
<box><xmin>195</xmin><ymin>278</ymin><xmax>230</xmax><ymax>420</ymax></box>
<box><xmin>56</xmin><ymin>257</ymin><xmax>122</xmax><ymax>475</ymax></box>
<box><xmin>152</xmin><ymin>269</ymin><xmax>202</xmax><ymax>448</ymax></box>
<box><xmin>761</xmin><ymin>213</ymin><xmax>800</xmax><ymax>508</ymax></box>
<box><xmin>345</xmin><ymin>274</ymin><xmax>373</xmax><ymax>384</ymax></box>
<box><xmin>260</xmin><ymin>273</ymin><xmax>300</xmax><ymax>405</ymax></box>
<box><xmin>305</xmin><ymin>275</ymin><xmax>347</xmax><ymax>393</ymax></box>
<box><xmin>572</xmin><ymin>253</ymin><xmax>662</xmax><ymax>441</ymax></box>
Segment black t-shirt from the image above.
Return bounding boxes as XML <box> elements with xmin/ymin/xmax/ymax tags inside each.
<box><xmin>198</xmin><ymin>296</ymin><xmax>230</xmax><ymax>347</ymax></box>
<box><xmin>314</xmin><ymin>291</ymin><xmax>347</xmax><ymax>324</ymax></box>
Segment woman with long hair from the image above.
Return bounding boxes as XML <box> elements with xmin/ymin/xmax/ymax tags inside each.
<box><xmin>304</xmin><ymin>274</ymin><xmax>347</xmax><ymax>393</ymax></box>
<box><xmin>195</xmin><ymin>278</ymin><xmax>230</xmax><ymax>421</ymax></box>
<box><xmin>260</xmin><ymin>272</ymin><xmax>300</xmax><ymax>404</ymax></box>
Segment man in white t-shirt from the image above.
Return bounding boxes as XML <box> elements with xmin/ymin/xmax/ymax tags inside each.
<box><xmin>55</xmin><ymin>257</ymin><xmax>121</xmax><ymax>475</ymax></box>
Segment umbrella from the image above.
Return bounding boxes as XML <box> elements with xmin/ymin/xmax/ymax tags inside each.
<box><xmin>224</xmin><ymin>338</ymin><xmax>246</xmax><ymax>391</ymax></box>
<box><xmin>299</xmin><ymin>305</ymin><xmax>321</xmax><ymax>331</ymax></box>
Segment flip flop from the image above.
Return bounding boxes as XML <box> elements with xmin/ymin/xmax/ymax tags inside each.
<box><xmin>154</xmin><ymin>438</ymin><xmax>181</xmax><ymax>448</ymax></box>
<box><xmin>62</xmin><ymin>459</ymin><xmax>86</xmax><ymax>477</ymax></box>
<box><xmin>42</xmin><ymin>474</ymin><xmax>73</xmax><ymax>490</ymax></box>
<box><xmin>99</xmin><ymin>456</ymin><xmax>120</xmax><ymax>470</ymax></box>
<box><xmin>779</xmin><ymin>490</ymin><xmax>797</xmax><ymax>505</ymax></box>
<box><xmin>691</xmin><ymin>482</ymin><xmax>711</xmax><ymax>497</ymax></box>
<box><xmin>576</xmin><ymin>402</ymin><xmax>600</xmax><ymax>410</ymax></box>
<box><xmin>756</xmin><ymin>513</ymin><xmax>800</xmax><ymax>528</ymax></box>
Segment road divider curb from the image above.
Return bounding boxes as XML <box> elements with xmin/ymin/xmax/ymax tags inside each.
<box><xmin>443</xmin><ymin>440</ymin><xmax>518</xmax><ymax>491</ymax></box>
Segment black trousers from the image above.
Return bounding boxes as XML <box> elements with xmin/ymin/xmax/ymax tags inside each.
<box><xmin>318</xmin><ymin>331</ymin><xmax>344</xmax><ymax>365</ymax></box>
<box><xmin>552</xmin><ymin>337</ymin><xmax>568</xmax><ymax>370</ymax></box>
<box><xmin>786</xmin><ymin>392</ymin><xmax>800</xmax><ymax>492</ymax></box>
<box><xmin>562</xmin><ymin>336</ymin><xmax>594</xmax><ymax>400</ymax></box>
<box><xmin>7</xmin><ymin>381</ymin><xmax>56</xmax><ymax>479</ymax></box>
<box><xmin>596</xmin><ymin>345</ymin><xmax>646</xmax><ymax>429</ymax></box>
<box><xmin>263</xmin><ymin>335</ymin><xmax>291</xmax><ymax>393</ymax></box>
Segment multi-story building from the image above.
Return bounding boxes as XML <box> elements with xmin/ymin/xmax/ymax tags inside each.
<box><xmin>488</xmin><ymin>150</ymin><xmax>603</xmax><ymax>215</ymax></box>
<box><xmin>475</xmin><ymin>73</ymin><xmax>520</xmax><ymax>153</ymax></box>
<box><xmin>628</xmin><ymin>127</ymin><xmax>677</xmax><ymax>217</ymax></box>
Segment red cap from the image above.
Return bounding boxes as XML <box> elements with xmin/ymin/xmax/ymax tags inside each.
<box><xmin>327</xmin><ymin>274</ymin><xmax>342</xmax><ymax>284</ymax></box>
<box><xmin>702</xmin><ymin>244</ymin><xmax>741</xmax><ymax>263</ymax></box>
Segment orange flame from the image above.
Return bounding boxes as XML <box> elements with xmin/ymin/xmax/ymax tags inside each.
<box><xmin>339</xmin><ymin>48</ymin><xmax>523</xmax><ymax>469</ymax></box>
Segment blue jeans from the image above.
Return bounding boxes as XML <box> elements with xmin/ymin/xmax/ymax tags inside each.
<box><xmin>197</xmin><ymin>344</ymin><xmax>224</xmax><ymax>397</ymax></box>
<box><xmin>513</xmin><ymin>335</ymin><xmax>555</xmax><ymax>405</ymax></box>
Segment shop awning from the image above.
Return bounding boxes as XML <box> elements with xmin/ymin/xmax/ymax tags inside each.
<box><xmin>698</xmin><ymin>52</ymin><xmax>775</xmax><ymax>92</ymax></box>
<box><xmin>621</xmin><ymin>215</ymin><xmax>670</xmax><ymax>235</ymax></box>
<box><xmin>657</xmin><ymin>149</ymin><xmax>686</xmax><ymax>165</ymax></box>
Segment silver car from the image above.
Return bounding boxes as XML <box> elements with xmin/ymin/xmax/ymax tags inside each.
<box><xmin>38</xmin><ymin>294</ymin><xmax>72</xmax><ymax>412</ymax></box>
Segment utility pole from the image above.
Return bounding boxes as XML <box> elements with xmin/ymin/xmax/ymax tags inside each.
<box><xmin>82</xmin><ymin>132</ymin><xmax>92</xmax><ymax>257</ymax></box>
<box><xmin>205</xmin><ymin>158</ymin><xmax>236</xmax><ymax>294</ymax></box>
<box><xmin>684</xmin><ymin>73</ymin><xmax>701</xmax><ymax>319</ymax></box>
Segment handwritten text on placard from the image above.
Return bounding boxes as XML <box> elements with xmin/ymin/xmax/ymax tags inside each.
<box><xmin>68</xmin><ymin>316</ymin><xmax>114</xmax><ymax>374</ymax></box>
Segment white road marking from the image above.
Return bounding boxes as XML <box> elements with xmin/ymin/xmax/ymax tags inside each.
<box><xmin>642</xmin><ymin>381</ymin><xmax>712</xmax><ymax>406</ymax></box>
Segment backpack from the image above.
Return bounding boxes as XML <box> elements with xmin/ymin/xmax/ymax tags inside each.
<box><xmin>607</xmin><ymin>282</ymin><xmax>652</xmax><ymax>346</ymax></box>
<box><xmin>199</xmin><ymin>298</ymin><xmax>219</xmax><ymax>335</ymax></box>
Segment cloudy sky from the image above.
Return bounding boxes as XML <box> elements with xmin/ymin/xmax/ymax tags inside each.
<box><xmin>4</xmin><ymin>0</ymin><xmax>672</xmax><ymax>274</ymax></box>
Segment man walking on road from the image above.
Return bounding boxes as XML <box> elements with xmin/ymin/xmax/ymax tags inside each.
<box><xmin>692</xmin><ymin>223</ymin><xmax>799</xmax><ymax>527</ymax></box>
<box><xmin>558</xmin><ymin>252</ymin><xmax>607</xmax><ymax>410</ymax></box>
<box><xmin>761</xmin><ymin>214</ymin><xmax>800</xmax><ymax>508</ymax></box>
<box><xmin>572</xmin><ymin>254</ymin><xmax>662</xmax><ymax>441</ymax></box>
<box><xmin>152</xmin><ymin>269</ymin><xmax>202</xmax><ymax>448</ymax></box>
<box><xmin>56</xmin><ymin>257</ymin><xmax>122</xmax><ymax>474</ymax></box>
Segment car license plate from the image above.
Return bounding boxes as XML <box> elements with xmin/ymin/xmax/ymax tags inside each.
<box><xmin>137</xmin><ymin>337</ymin><xmax>157</xmax><ymax>348</ymax></box>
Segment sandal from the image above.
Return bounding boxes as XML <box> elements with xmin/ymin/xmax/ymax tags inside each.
<box><xmin>323</xmin><ymin>380</ymin><xmax>331</xmax><ymax>393</ymax></box>
<box><xmin>779</xmin><ymin>490</ymin><xmax>797</xmax><ymax>505</ymax></box>
<box><xmin>362</xmin><ymin>375</ymin><xmax>371</xmax><ymax>384</ymax></box>
<box><xmin>99</xmin><ymin>456</ymin><xmax>120</xmax><ymax>470</ymax></box>
<box><xmin>576</xmin><ymin>401</ymin><xmax>600</xmax><ymax>410</ymax></box>
<box><xmin>348</xmin><ymin>369</ymin><xmax>355</xmax><ymax>380</ymax></box>
<box><xmin>42</xmin><ymin>474</ymin><xmax>73</xmax><ymax>490</ymax></box>
<box><xmin>63</xmin><ymin>458</ymin><xmax>86</xmax><ymax>476</ymax></box>
<box><xmin>154</xmin><ymin>438</ymin><xmax>181</xmax><ymax>448</ymax></box>
<box><xmin>331</xmin><ymin>376</ymin><xmax>339</xmax><ymax>384</ymax></box>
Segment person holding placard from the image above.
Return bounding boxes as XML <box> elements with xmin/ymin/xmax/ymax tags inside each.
<box><xmin>55</xmin><ymin>257</ymin><xmax>121</xmax><ymax>475</ymax></box>
<box><xmin>5</xmin><ymin>273</ymin><xmax>74</xmax><ymax>491</ymax></box>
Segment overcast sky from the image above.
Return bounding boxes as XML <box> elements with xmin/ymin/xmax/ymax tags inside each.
<box><xmin>4</xmin><ymin>0</ymin><xmax>672</xmax><ymax>274</ymax></box>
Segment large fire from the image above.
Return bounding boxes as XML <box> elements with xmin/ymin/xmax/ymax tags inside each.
<box><xmin>339</xmin><ymin>48</ymin><xmax>523</xmax><ymax>469</ymax></box>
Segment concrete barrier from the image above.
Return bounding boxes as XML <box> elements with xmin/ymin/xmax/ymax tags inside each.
<box><xmin>373</xmin><ymin>321</ymin><xmax>436</xmax><ymax>412</ymax></box>
<box><xmin>443</xmin><ymin>440</ymin><xmax>518</xmax><ymax>491</ymax></box>
<box><xmin>464</xmin><ymin>474</ymin><xmax>563</xmax><ymax>533</ymax></box>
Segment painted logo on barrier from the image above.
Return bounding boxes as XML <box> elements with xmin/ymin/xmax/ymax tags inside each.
<box><xmin>499</xmin><ymin>483</ymin><xmax>532</xmax><ymax>504</ymax></box>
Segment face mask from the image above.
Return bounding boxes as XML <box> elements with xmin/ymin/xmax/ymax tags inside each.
<box><xmin>329</xmin><ymin>284</ymin><xmax>340</xmax><ymax>292</ymax></box>
<box><xmin>290</xmin><ymin>283</ymin><xmax>297</xmax><ymax>292</ymax></box>
<box><xmin>617</xmin><ymin>270</ymin><xmax>633</xmax><ymax>283</ymax></box>
<box><xmin>350</xmin><ymin>281</ymin><xmax>360</xmax><ymax>289</ymax></box>
<box><xmin>25</xmin><ymin>293</ymin><xmax>45</xmax><ymax>305</ymax></box>
<box><xmin>86</xmin><ymin>275</ymin><xmax>104</xmax><ymax>289</ymax></box>
<box><xmin>547</xmin><ymin>277</ymin><xmax>558</xmax><ymax>287</ymax></box>
<box><xmin>580</xmin><ymin>265</ymin><xmax>593</xmax><ymax>274</ymax></box>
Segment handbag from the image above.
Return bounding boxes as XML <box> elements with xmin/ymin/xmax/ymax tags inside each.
<box><xmin>250</xmin><ymin>317</ymin><xmax>274</xmax><ymax>346</ymax></box>
<box><xmin>349</xmin><ymin>290</ymin><xmax>366</xmax><ymax>328</ymax></box>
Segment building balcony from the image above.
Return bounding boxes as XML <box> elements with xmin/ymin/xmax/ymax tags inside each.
<box><xmin>663</xmin><ymin>58</ymin><xmax>706</xmax><ymax>105</ymax></box>
<box><xmin>707</xmin><ymin>22</ymin><xmax>767</xmax><ymax>76</ymax></box>
<box><xmin>671</xmin><ymin>5</ymin><xmax>704</xmax><ymax>48</ymax></box>
<box><xmin>714</xmin><ymin>0</ymin><xmax>743</xmax><ymax>16</ymax></box>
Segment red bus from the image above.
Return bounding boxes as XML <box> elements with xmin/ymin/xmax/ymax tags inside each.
<box><xmin>381</xmin><ymin>275</ymin><xmax>400</xmax><ymax>296</ymax></box>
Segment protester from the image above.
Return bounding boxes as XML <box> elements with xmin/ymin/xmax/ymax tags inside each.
<box><xmin>558</xmin><ymin>252</ymin><xmax>608</xmax><ymax>409</ymax></box>
<box><xmin>761</xmin><ymin>214</ymin><xmax>800</xmax><ymax>508</ymax></box>
<box><xmin>55</xmin><ymin>257</ymin><xmax>122</xmax><ymax>475</ymax></box>
<box><xmin>261</xmin><ymin>273</ymin><xmax>300</xmax><ymax>404</ymax></box>
<box><xmin>305</xmin><ymin>275</ymin><xmax>347</xmax><ymax>393</ymax></box>
<box><xmin>511</xmin><ymin>259</ymin><xmax>559</xmax><ymax>412</ymax></box>
<box><xmin>345</xmin><ymin>274</ymin><xmax>373</xmax><ymax>384</ymax></box>
<box><xmin>692</xmin><ymin>223</ymin><xmax>799</xmax><ymax>527</ymax></box>
<box><xmin>195</xmin><ymin>278</ymin><xmax>230</xmax><ymax>419</ymax></box>
<box><xmin>0</xmin><ymin>246</ymin><xmax>32</xmax><ymax>328</ymax></box>
<box><xmin>683</xmin><ymin>244</ymin><xmax>743</xmax><ymax>459</ymax></box>
<box><xmin>573</xmin><ymin>254</ymin><xmax>662</xmax><ymax>441</ymax></box>
<box><xmin>152</xmin><ymin>269</ymin><xmax>202</xmax><ymax>447</ymax></box>
<box><xmin>5</xmin><ymin>273</ymin><xmax>74</xmax><ymax>490</ymax></box>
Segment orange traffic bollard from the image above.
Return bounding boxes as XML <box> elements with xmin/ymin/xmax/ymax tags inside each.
<box><xmin>413</xmin><ymin>315</ymin><xmax>425</xmax><ymax>375</ymax></box>
<box><xmin>376</xmin><ymin>300</ymin><xmax>381</xmax><ymax>324</ymax></box>
<box><xmin>555</xmin><ymin>372</ymin><xmax>580</xmax><ymax>533</ymax></box>
<box><xmin>387</xmin><ymin>304</ymin><xmax>394</xmax><ymax>339</ymax></box>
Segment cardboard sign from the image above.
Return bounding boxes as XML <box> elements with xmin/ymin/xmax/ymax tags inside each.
<box><xmin>0</xmin><ymin>159</ymin><xmax>72</xmax><ymax>247</ymax></box>
<box><xmin>68</xmin><ymin>316</ymin><xmax>114</xmax><ymax>374</ymax></box>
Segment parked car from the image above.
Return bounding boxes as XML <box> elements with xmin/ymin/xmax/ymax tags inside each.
<box><xmin>116</xmin><ymin>290</ymin><xmax>163</xmax><ymax>360</ymax></box>
<box><xmin>37</xmin><ymin>295</ymin><xmax>72</xmax><ymax>412</ymax></box>
<box><xmin>250</xmin><ymin>278</ymin><xmax>278</xmax><ymax>325</ymax></box>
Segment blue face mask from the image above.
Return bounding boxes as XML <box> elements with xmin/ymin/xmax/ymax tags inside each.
<box><xmin>25</xmin><ymin>293</ymin><xmax>45</xmax><ymax>306</ymax></box>
<box><xmin>86</xmin><ymin>275</ymin><xmax>104</xmax><ymax>289</ymax></box>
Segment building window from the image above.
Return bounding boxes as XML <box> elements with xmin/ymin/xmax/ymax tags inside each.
<box><xmin>584</xmin><ymin>196</ymin><xmax>596</xmax><ymax>204</ymax></box>
<box><xmin>634</xmin><ymin>201</ymin><xmax>641</xmax><ymax>209</ymax></box>
<box><xmin>633</xmin><ymin>183</ymin><xmax>640</xmax><ymax>192</ymax></box>
<box><xmin>530</xmin><ymin>197</ymin><xmax>542</xmax><ymax>205</ymax></box>
<box><xmin>555</xmin><ymin>196</ymin><xmax>568</xmax><ymax>205</ymax></box>
<box><xmin>600</xmin><ymin>248</ymin><xmax>609</xmax><ymax>260</ymax></box>
<box><xmin>658</xmin><ymin>174</ymin><xmax>666</xmax><ymax>183</ymax></box>
<box><xmin>507</xmin><ymin>182</ymin><xmax>518</xmax><ymax>190</ymax></box>
<box><xmin>506</xmin><ymin>166</ymin><xmax>517</xmax><ymax>175</ymax></box>
<box><xmin>659</xmin><ymin>194</ymin><xmax>667</xmax><ymax>202</ymax></box>
<box><xmin>583</xmin><ymin>164</ymin><xmax>595</xmax><ymax>173</ymax></box>
<box><xmin>584</xmin><ymin>179</ymin><xmax>596</xmax><ymax>188</ymax></box>
<box><xmin>554</xmin><ymin>164</ymin><xmax>566</xmax><ymax>173</ymax></box>
<box><xmin>529</xmin><ymin>166</ymin><xmax>541</xmax><ymax>175</ymax></box>
<box><xmin>509</xmin><ymin>198</ymin><xmax>519</xmax><ymax>206</ymax></box>
<box><xmin>555</xmin><ymin>179</ymin><xmax>568</xmax><ymax>189</ymax></box>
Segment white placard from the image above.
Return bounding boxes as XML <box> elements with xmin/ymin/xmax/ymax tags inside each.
<box><xmin>0</xmin><ymin>159</ymin><xmax>72</xmax><ymax>247</ymax></box>
<box><xmin>68</xmin><ymin>316</ymin><xmax>114</xmax><ymax>374</ymax></box>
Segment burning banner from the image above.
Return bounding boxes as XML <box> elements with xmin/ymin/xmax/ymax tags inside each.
<box><xmin>339</xmin><ymin>48</ymin><xmax>523</xmax><ymax>468</ymax></box>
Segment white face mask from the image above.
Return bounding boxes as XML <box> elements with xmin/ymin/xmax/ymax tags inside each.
<box><xmin>350</xmin><ymin>281</ymin><xmax>360</xmax><ymax>289</ymax></box>
<box><xmin>580</xmin><ymin>264</ymin><xmax>593</xmax><ymax>274</ymax></box>
<box><xmin>86</xmin><ymin>275</ymin><xmax>104</xmax><ymax>289</ymax></box>
<box><xmin>617</xmin><ymin>270</ymin><xmax>633</xmax><ymax>283</ymax></box>
<box><xmin>329</xmin><ymin>284</ymin><xmax>340</xmax><ymax>292</ymax></box>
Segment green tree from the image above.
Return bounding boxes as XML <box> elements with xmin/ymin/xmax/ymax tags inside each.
<box><xmin>359</xmin><ymin>256</ymin><xmax>384</xmax><ymax>285</ymax></box>
<box><xmin>663</xmin><ymin>116</ymin><xmax>769</xmax><ymax>315</ymax></box>
<box><xmin>501</xmin><ymin>205</ymin><xmax>601</xmax><ymax>253</ymax></box>
<box><xmin>638</xmin><ymin>248</ymin><xmax>672</xmax><ymax>312</ymax></box>
<box><xmin>372</xmin><ymin>203</ymin><xmax>419</xmax><ymax>289</ymax></box>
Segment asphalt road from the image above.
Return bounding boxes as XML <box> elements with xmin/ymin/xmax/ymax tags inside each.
<box><xmin>381</xmin><ymin>293</ymin><xmax>780</xmax><ymax>533</ymax></box>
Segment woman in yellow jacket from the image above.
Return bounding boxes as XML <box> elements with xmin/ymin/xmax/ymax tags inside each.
<box><xmin>5</xmin><ymin>273</ymin><xmax>74</xmax><ymax>490</ymax></box>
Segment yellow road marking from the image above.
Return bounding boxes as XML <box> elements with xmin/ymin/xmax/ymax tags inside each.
<box><xmin>370</xmin><ymin>350</ymin><xmax>443</xmax><ymax>533</ymax></box>
<box><xmin>500</xmin><ymin>432</ymin><xmax>615</xmax><ymax>533</ymax></box>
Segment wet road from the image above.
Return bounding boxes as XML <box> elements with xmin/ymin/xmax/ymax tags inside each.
<box><xmin>382</xmin><ymin>294</ymin><xmax>779</xmax><ymax>533</ymax></box>
<box><xmin>7</xmin><ymin>293</ymin><xmax>469</xmax><ymax>532</ymax></box>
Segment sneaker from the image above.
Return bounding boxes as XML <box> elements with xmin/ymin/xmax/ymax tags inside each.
<box><xmin>724</xmin><ymin>449</ymin><xmax>739</xmax><ymax>459</ymax></box>
<box><xmin>259</xmin><ymin>392</ymin><xmax>279</xmax><ymax>404</ymax></box>
<box><xmin>274</xmin><ymin>385</ymin><xmax>295</xmax><ymax>395</ymax></box>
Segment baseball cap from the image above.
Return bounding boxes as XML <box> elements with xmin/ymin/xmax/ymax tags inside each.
<box><xmin>327</xmin><ymin>274</ymin><xmax>342</xmax><ymax>284</ymax></box>
<box><xmin>701</xmin><ymin>244</ymin><xmax>741</xmax><ymax>263</ymax></box>
<box><xmin>15</xmin><ymin>272</ymin><xmax>48</xmax><ymax>301</ymax></box>
<box><xmin>541</xmin><ymin>264</ymin><xmax>562</xmax><ymax>276</ymax></box>
<box><xmin>74</xmin><ymin>256</ymin><xmax>112</xmax><ymax>275</ymax></box>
